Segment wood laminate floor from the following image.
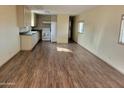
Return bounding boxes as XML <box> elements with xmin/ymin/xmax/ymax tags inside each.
<box><xmin>0</xmin><ymin>41</ymin><xmax>124</xmax><ymax>88</ymax></box>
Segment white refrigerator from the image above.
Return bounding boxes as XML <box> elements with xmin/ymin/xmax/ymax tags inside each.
<box><xmin>51</xmin><ymin>22</ymin><xmax>57</xmax><ymax>42</ymax></box>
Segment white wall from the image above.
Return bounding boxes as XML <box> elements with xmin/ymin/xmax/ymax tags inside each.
<box><xmin>57</xmin><ymin>15</ymin><xmax>69</xmax><ymax>43</ymax></box>
<box><xmin>0</xmin><ymin>6</ymin><xmax>20</xmax><ymax>66</ymax></box>
<box><xmin>74</xmin><ymin>6</ymin><xmax>124</xmax><ymax>74</ymax></box>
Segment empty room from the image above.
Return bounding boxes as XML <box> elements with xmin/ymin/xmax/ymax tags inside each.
<box><xmin>0</xmin><ymin>5</ymin><xmax>124</xmax><ymax>88</ymax></box>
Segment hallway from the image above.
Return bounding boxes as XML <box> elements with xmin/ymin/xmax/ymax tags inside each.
<box><xmin>0</xmin><ymin>42</ymin><xmax>124</xmax><ymax>88</ymax></box>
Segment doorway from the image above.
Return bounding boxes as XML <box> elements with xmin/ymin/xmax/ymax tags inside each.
<box><xmin>68</xmin><ymin>16</ymin><xmax>75</xmax><ymax>43</ymax></box>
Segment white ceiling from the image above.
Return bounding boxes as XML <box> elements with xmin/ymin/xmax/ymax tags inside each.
<box><xmin>28</xmin><ymin>5</ymin><xmax>98</xmax><ymax>15</ymax></box>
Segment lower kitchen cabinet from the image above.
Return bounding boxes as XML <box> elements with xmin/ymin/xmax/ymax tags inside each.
<box><xmin>20</xmin><ymin>31</ymin><xmax>40</xmax><ymax>51</ymax></box>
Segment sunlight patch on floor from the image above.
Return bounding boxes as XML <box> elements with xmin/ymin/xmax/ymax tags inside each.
<box><xmin>57</xmin><ymin>47</ymin><xmax>72</xmax><ymax>52</ymax></box>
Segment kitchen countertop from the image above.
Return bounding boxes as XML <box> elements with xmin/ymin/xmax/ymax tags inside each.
<box><xmin>31</xmin><ymin>28</ymin><xmax>42</xmax><ymax>31</ymax></box>
<box><xmin>20</xmin><ymin>31</ymin><xmax>37</xmax><ymax>36</ymax></box>
<box><xmin>32</xmin><ymin>29</ymin><xmax>42</xmax><ymax>31</ymax></box>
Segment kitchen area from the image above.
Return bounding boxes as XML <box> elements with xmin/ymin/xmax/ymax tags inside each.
<box><xmin>16</xmin><ymin>5</ymin><xmax>57</xmax><ymax>51</ymax></box>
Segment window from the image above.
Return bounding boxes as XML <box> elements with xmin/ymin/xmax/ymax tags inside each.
<box><xmin>78</xmin><ymin>21</ymin><xmax>85</xmax><ymax>33</ymax></box>
<box><xmin>119</xmin><ymin>15</ymin><xmax>124</xmax><ymax>44</ymax></box>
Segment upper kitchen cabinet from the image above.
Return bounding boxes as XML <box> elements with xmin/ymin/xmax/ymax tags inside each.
<box><xmin>31</xmin><ymin>12</ymin><xmax>36</xmax><ymax>26</ymax></box>
<box><xmin>16</xmin><ymin>5</ymin><xmax>31</xmax><ymax>27</ymax></box>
